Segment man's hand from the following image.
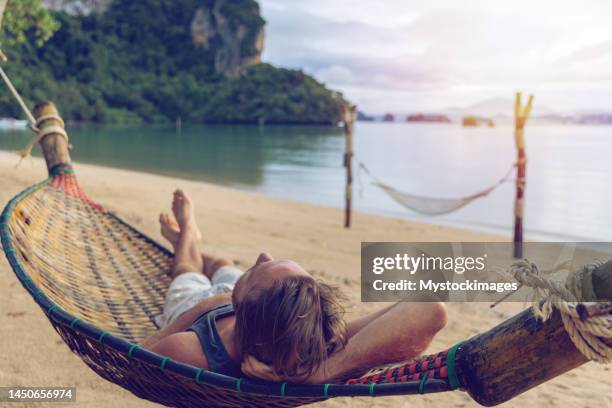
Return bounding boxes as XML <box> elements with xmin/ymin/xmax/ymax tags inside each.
<box><xmin>241</xmin><ymin>355</ymin><xmax>327</xmax><ymax>384</ymax></box>
<box><xmin>241</xmin><ymin>354</ymin><xmax>283</xmax><ymax>382</ymax></box>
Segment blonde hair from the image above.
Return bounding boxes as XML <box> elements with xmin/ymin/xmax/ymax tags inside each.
<box><xmin>234</xmin><ymin>275</ymin><xmax>347</xmax><ymax>379</ymax></box>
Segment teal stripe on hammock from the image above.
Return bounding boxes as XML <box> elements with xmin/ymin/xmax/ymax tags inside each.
<box><xmin>47</xmin><ymin>304</ymin><xmax>61</xmax><ymax>314</ymax></box>
<box><xmin>195</xmin><ymin>368</ymin><xmax>204</xmax><ymax>384</ymax></box>
<box><xmin>447</xmin><ymin>341</ymin><xmax>463</xmax><ymax>390</ymax></box>
<box><xmin>159</xmin><ymin>357</ymin><xmax>169</xmax><ymax>370</ymax></box>
<box><xmin>418</xmin><ymin>368</ymin><xmax>430</xmax><ymax>394</ymax></box>
<box><xmin>98</xmin><ymin>331</ymin><xmax>110</xmax><ymax>344</ymax></box>
<box><xmin>236</xmin><ymin>378</ymin><xmax>242</xmax><ymax>393</ymax></box>
<box><xmin>70</xmin><ymin>317</ymin><xmax>81</xmax><ymax>329</ymax></box>
<box><xmin>128</xmin><ymin>344</ymin><xmax>140</xmax><ymax>359</ymax></box>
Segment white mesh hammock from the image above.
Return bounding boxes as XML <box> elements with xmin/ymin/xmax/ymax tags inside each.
<box><xmin>359</xmin><ymin>163</ymin><xmax>515</xmax><ymax>216</ymax></box>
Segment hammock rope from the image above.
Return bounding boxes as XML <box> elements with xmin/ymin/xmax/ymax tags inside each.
<box><xmin>0</xmin><ymin>52</ymin><xmax>70</xmax><ymax>164</ymax></box>
<box><xmin>508</xmin><ymin>259</ymin><xmax>612</xmax><ymax>364</ymax></box>
<box><xmin>357</xmin><ymin>160</ymin><xmax>516</xmax><ymax>215</ymax></box>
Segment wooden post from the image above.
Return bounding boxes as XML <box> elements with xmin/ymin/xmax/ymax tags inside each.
<box><xmin>33</xmin><ymin>101</ymin><xmax>72</xmax><ymax>173</ymax></box>
<box><xmin>513</xmin><ymin>92</ymin><xmax>533</xmax><ymax>258</ymax></box>
<box><xmin>456</xmin><ymin>261</ymin><xmax>611</xmax><ymax>406</ymax></box>
<box><xmin>343</xmin><ymin>105</ymin><xmax>357</xmax><ymax>228</ymax></box>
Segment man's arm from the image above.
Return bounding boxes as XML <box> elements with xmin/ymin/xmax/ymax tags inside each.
<box><xmin>148</xmin><ymin>331</ymin><xmax>207</xmax><ymax>367</ymax></box>
<box><xmin>344</xmin><ymin>303</ymin><xmax>395</xmax><ymax>340</ymax></box>
<box><xmin>310</xmin><ymin>302</ymin><xmax>447</xmax><ymax>383</ymax></box>
<box><xmin>142</xmin><ymin>292</ymin><xmax>231</xmax><ymax>348</ymax></box>
<box><xmin>241</xmin><ymin>302</ymin><xmax>447</xmax><ymax>384</ymax></box>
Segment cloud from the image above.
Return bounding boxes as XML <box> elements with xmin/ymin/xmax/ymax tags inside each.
<box><xmin>258</xmin><ymin>0</ymin><xmax>612</xmax><ymax>113</ymax></box>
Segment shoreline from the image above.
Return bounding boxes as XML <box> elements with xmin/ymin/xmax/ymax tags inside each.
<box><xmin>2</xmin><ymin>148</ymin><xmax>511</xmax><ymax>240</ymax></box>
<box><xmin>0</xmin><ymin>151</ymin><xmax>609</xmax><ymax>407</ymax></box>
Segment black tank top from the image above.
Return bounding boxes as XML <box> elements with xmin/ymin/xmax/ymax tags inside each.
<box><xmin>188</xmin><ymin>304</ymin><xmax>242</xmax><ymax>377</ymax></box>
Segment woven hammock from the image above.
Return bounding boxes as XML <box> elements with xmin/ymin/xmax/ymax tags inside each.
<box><xmin>1</xmin><ymin>164</ymin><xmax>463</xmax><ymax>407</ymax></box>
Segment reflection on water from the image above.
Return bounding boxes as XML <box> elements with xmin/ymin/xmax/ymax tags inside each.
<box><xmin>0</xmin><ymin>125</ymin><xmax>344</xmax><ymax>187</ymax></box>
<box><xmin>1</xmin><ymin>122</ymin><xmax>611</xmax><ymax>241</ymax></box>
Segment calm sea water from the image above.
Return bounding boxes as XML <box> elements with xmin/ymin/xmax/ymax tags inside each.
<box><xmin>1</xmin><ymin>122</ymin><xmax>610</xmax><ymax>241</ymax></box>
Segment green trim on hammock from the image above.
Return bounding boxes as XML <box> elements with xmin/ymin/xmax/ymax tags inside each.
<box><xmin>128</xmin><ymin>344</ymin><xmax>140</xmax><ymax>359</ymax></box>
<box><xmin>323</xmin><ymin>384</ymin><xmax>330</xmax><ymax>397</ymax></box>
<box><xmin>195</xmin><ymin>368</ymin><xmax>204</xmax><ymax>384</ymax></box>
<box><xmin>236</xmin><ymin>378</ymin><xmax>242</xmax><ymax>393</ymax></box>
<box><xmin>447</xmin><ymin>341</ymin><xmax>463</xmax><ymax>390</ymax></box>
<box><xmin>98</xmin><ymin>331</ymin><xmax>110</xmax><ymax>344</ymax></box>
<box><xmin>47</xmin><ymin>304</ymin><xmax>61</xmax><ymax>314</ymax></box>
<box><xmin>418</xmin><ymin>368</ymin><xmax>430</xmax><ymax>395</ymax></box>
<box><xmin>159</xmin><ymin>357</ymin><xmax>169</xmax><ymax>370</ymax></box>
<box><xmin>49</xmin><ymin>167</ymin><xmax>75</xmax><ymax>176</ymax></box>
<box><xmin>70</xmin><ymin>317</ymin><xmax>81</xmax><ymax>329</ymax></box>
<box><xmin>280</xmin><ymin>382</ymin><xmax>287</xmax><ymax>397</ymax></box>
<box><xmin>369</xmin><ymin>382</ymin><xmax>375</xmax><ymax>396</ymax></box>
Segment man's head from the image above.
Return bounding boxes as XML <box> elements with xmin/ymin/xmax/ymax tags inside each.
<box><xmin>232</xmin><ymin>253</ymin><xmax>347</xmax><ymax>379</ymax></box>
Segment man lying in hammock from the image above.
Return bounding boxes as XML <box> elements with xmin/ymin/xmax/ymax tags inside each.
<box><xmin>143</xmin><ymin>190</ymin><xmax>447</xmax><ymax>383</ymax></box>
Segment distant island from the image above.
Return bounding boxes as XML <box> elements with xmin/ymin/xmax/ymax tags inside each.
<box><xmin>383</xmin><ymin>113</ymin><xmax>395</xmax><ymax>122</ymax></box>
<box><xmin>357</xmin><ymin>111</ymin><xmax>375</xmax><ymax>121</ymax></box>
<box><xmin>406</xmin><ymin>114</ymin><xmax>451</xmax><ymax>123</ymax></box>
<box><xmin>356</xmin><ymin>97</ymin><xmax>612</xmax><ymax>126</ymax></box>
<box><xmin>0</xmin><ymin>0</ymin><xmax>347</xmax><ymax>125</ymax></box>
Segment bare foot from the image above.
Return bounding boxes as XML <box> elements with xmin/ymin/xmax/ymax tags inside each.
<box><xmin>171</xmin><ymin>189</ymin><xmax>201</xmax><ymax>235</ymax></box>
<box><xmin>159</xmin><ymin>212</ymin><xmax>202</xmax><ymax>246</ymax></box>
<box><xmin>159</xmin><ymin>213</ymin><xmax>180</xmax><ymax>246</ymax></box>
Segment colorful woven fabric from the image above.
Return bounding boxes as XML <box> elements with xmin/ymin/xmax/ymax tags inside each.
<box><xmin>1</xmin><ymin>171</ymin><xmax>461</xmax><ymax>407</ymax></box>
<box><xmin>346</xmin><ymin>349</ymin><xmax>451</xmax><ymax>385</ymax></box>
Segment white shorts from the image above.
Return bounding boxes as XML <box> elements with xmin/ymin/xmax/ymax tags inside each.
<box><xmin>155</xmin><ymin>265</ymin><xmax>243</xmax><ymax>328</ymax></box>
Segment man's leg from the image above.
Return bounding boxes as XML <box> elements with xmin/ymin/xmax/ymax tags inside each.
<box><xmin>202</xmin><ymin>255</ymin><xmax>235</xmax><ymax>281</ymax></box>
<box><xmin>170</xmin><ymin>190</ymin><xmax>204</xmax><ymax>279</ymax></box>
<box><xmin>159</xmin><ymin>212</ymin><xmax>234</xmax><ymax>280</ymax></box>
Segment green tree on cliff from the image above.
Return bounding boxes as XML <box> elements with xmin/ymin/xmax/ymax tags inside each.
<box><xmin>0</xmin><ymin>0</ymin><xmax>60</xmax><ymax>47</ymax></box>
<box><xmin>0</xmin><ymin>0</ymin><xmax>346</xmax><ymax>125</ymax></box>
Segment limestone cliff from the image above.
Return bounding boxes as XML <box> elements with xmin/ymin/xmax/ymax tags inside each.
<box><xmin>190</xmin><ymin>0</ymin><xmax>265</xmax><ymax>78</ymax></box>
<box><xmin>43</xmin><ymin>0</ymin><xmax>265</xmax><ymax>78</ymax></box>
<box><xmin>43</xmin><ymin>0</ymin><xmax>112</xmax><ymax>14</ymax></box>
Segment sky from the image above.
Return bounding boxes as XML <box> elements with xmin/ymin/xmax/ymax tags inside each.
<box><xmin>258</xmin><ymin>0</ymin><xmax>612</xmax><ymax>114</ymax></box>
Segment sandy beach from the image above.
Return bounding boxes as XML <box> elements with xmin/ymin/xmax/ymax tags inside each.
<box><xmin>0</xmin><ymin>151</ymin><xmax>609</xmax><ymax>408</ymax></box>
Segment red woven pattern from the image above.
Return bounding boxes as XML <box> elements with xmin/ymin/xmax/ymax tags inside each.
<box><xmin>51</xmin><ymin>173</ymin><xmax>106</xmax><ymax>212</ymax></box>
<box><xmin>346</xmin><ymin>349</ymin><xmax>450</xmax><ymax>385</ymax></box>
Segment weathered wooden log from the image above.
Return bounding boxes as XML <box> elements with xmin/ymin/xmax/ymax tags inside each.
<box><xmin>456</xmin><ymin>262</ymin><xmax>611</xmax><ymax>406</ymax></box>
<box><xmin>33</xmin><ymin>101</ymin><xmax>72</xmax><ymax>173</ymax></box>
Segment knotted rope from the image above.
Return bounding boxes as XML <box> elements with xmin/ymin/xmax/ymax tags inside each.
<box><xmin>509</xmin><ymin>259</ymin><xmax>612</xmax><ymax>363</ymax></box>
<box><xmin>16</xmin><ymin>114</ymin><xmax>70</xmax><ymax>166</ymax></box>
<box><xmin>0</xmin><ymin>51</ymin><xmax>69</xmax><ymax>166</ymax></box>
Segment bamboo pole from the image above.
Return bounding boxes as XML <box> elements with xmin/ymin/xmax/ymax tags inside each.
<box><xmin>513</xmin><ymin>92</ymin><xmax>533</xmax><ymax>258</ymax></box>
<box><xmin>456</xmin><ymin>261</ymin><xmax>611</xmax><ymax>406</ymax></box>
<box><xmin>33</xmin><ymin>101</ymin><xmax>72</xmax><ymax>173</ymax></box>
<box><xmin>343</xmin><ymin>105</ymin><xmax>357</xmax><ymax>228</ymax></box>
